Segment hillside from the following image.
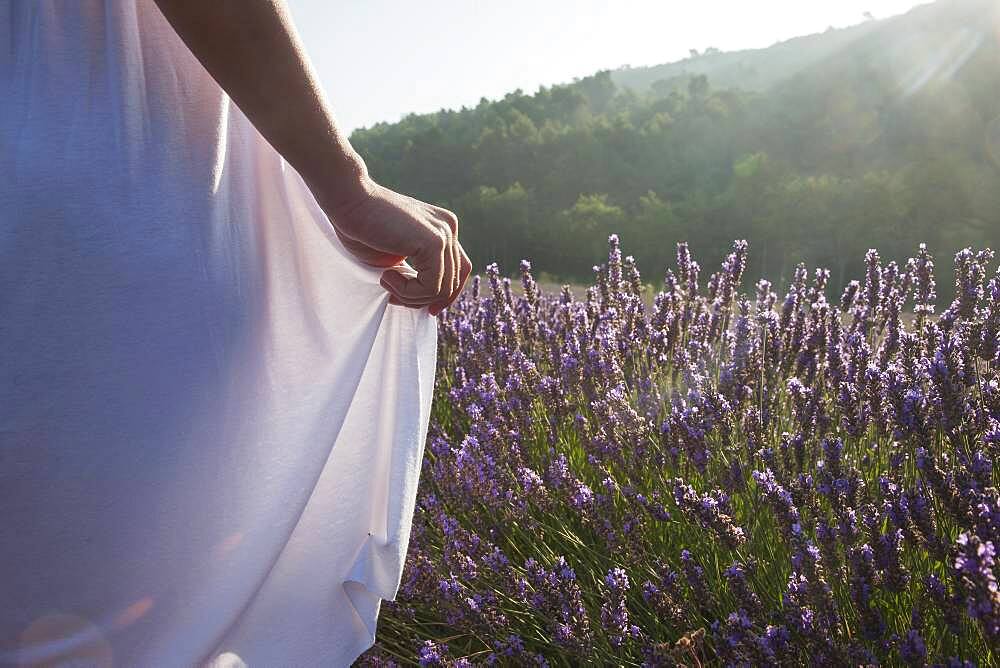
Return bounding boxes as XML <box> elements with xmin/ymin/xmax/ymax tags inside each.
<box><xmin>350</xmin><ymin>0</ymin><xmax>1000</xmax><ymax>295</ymax></box>
<box><xmin>610</xmin><ymin>16</ymin><xmax>882</xmax><ymax>95</ymax></box>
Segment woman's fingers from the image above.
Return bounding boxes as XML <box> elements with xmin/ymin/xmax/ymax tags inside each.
<box><xmin>423</xmin><ymin>208</ymin><xmax>462</xmax><ymax>315</ymax></box>
<box><xmin>458</xmin><ymin>246</ymin><xmax>472</xmax><ymax>291</ymax></box>
<box><xmin>428</xmin><ymin>254</ymin><xmax>455</xmax><ymax>315</ymax></box>
<box><xmin>429</xmin><ymin>209</ymin><xmax>458</xmax><ymax>315</ymax></box>
<box><xmin>367</xmin><ymin>199</ymin><xmax>467</xmax><ymax>315</ymax></box>
<box><xmin>432</xmin><ymin>207</ymin><xmax>462</xmax><ymax>296</ymax></box>
<box><xmin>380</xmin><ymin>243</ymin><xmax>452</xmax><ymax>311</ymax></box>
<box><xmin>449</xmin><ymin>246</ymin><xmax>472</xmax><ymax>306</ymax></box>
<box><xmin>383</xmin><ymin>247</ymin><xmax>464</xmax><ymax>315</ymax></box>
<box><xmin>428</xmin><ymin>244</ymin><xmax>472</xmax><ymax>314</ymax></box>
<box><xmin>432</xmin><ymin>238</ymin><xmax>456</xmax><ymax>316</ymax></box>
<box><xmin>382</xmin><ymin>225</ymin><xmax>448</xmax><ymax>304</ymax></box>
<box><xmin>451</xmin><ymin>236</ymin><xmax>461</xmax><ymax>294</ymax></box>
<box><xmin>380</xmin><ymin>270</ymin><xmax>436</xmax><ymax>306</ymax></box>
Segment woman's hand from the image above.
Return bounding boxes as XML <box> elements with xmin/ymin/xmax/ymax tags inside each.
<box><xmin>151</xmin><ymin>1</ymin><xmax>471</xmax><ymax>315</ymax></box>
<box><xmin>320</xmin><ymin>177</ymin><xmax>472</xmax><ymax>316</ymax></box>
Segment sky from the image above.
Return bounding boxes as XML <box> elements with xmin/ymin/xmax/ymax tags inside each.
<box><xmin>287</xmin><ymin>0</ymin><xmax>930</xmax><ymax>134</ymax></box>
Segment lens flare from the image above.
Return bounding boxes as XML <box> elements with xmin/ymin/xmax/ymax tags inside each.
<box><xmin>987</xmin><ymin>115</ymin><xmax>1000</xmax><ymax>167</ymax></box>
<box><xmin>112</xmin><ymin>596</ymin><xmax>154</xmax><ymax>630</ymax></box>
<box><xmin>15</xmin><ymin>613</ymin><xmax>112</xmax><ymax>668</ymax></box>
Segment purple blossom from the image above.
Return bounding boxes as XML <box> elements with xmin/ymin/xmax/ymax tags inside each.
<box><xmin>370</xmin><ymin>238</ymin><xmax>1000</xmax><ymax>665</ymax></box>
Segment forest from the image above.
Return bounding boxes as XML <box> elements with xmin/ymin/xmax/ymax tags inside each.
<box><xmin>350</xmin><ymin>0</ymin><xmax>999</xmax><ymax>297</ymax></box>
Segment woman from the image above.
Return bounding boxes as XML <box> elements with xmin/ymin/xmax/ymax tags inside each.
<box><xmin>0</xmin><ymin>1</ymin><xmax>468</xmax><ymax>665</ymax></box>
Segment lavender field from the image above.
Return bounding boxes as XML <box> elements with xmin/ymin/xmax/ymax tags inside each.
<box><xmin>359</xmin><ymin>237</ymin><xmax>999</xmax><ymax>666</ymax></box>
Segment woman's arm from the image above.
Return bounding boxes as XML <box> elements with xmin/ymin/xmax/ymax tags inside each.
<box><xmin>152</xmin><ymin>0</ymin><xmax>470</xmax><ymax>314</ymax></box>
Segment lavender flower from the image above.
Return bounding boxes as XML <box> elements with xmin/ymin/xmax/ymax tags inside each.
<box><xmin>367</xmin><ymin>238</ymin><xmax>999</xmax><ymax>666</ymax></box>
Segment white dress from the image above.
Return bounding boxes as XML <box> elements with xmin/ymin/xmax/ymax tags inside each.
<box><xmin>0</xmin><ymin>2</ymin><xmax>436</xmax><ymax>666</ymax></box>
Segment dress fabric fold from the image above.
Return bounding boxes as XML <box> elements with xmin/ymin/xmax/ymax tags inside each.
<box><xmin>0</xmin><ymin>1</ymin><xmax>437</xmax><ymax>666</ymax></box>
